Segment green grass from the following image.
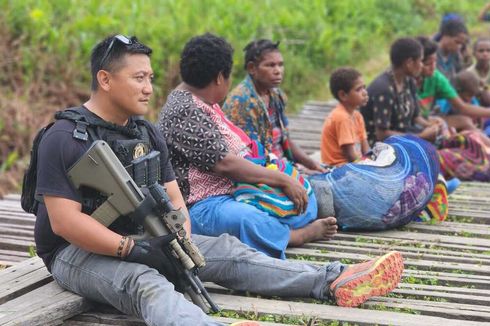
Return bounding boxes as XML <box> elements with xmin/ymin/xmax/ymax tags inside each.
<box><xmin>211</xmin><ymin>309</ymin><xmax>360</xmax><ymax>325</ymax></box>
<box><xmin>1</xmin><ymin>0</ymin><xmax>488</xmax><ymax>195</ymax></box>
<box><xmin>28</xmin><ymin>245</ymin><xmax>37</xmax><ymax>257</ymax></box>
<box><xmin>445</xmin><ymin>215</ymin><xmax>474</xmax><ymax>223</ymax></box>
<box><xmin>367</xmin><ymin>303</ymin><xmax>420</xmax><ymax>315</ymax></box>
<box><xmin>403</xmin><ymin>275</ymin><xmax>439</xmax><ymax>286</ymax></box>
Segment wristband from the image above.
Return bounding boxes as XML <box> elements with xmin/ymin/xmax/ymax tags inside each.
<box><xmin>116</xmin><ymin>236</ymin><xmax>128</xmax><ymax>258</ymax></box>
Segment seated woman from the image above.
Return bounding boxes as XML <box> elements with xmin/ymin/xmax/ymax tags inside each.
<box><xmin>157</xmin><ymin>34</ymin><xmax>337</xmax><ymax>259</ymax></box>
<box><xmin>222</xmin><ymin>39</ymin><xmax>326</xmax><ymax>175</ymax></box>
<box><xmin>361</xmin><ymin>37</ymin><xmax>444</xmax><ymax>147</ymax></box>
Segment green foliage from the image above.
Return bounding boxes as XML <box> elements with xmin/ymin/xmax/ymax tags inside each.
<box><xmin>2</xmin><ymin>0</ymin><xmax>487</xmax><ymax>114</ymax></box>
<box><xmin>403</xmin><ymin>275</ymin><xmax>439</xmax><ymax>286</ymax></box>
<box><xmin>28</xmin><ymin>245</ymin><xmax>37</xmax><ymax>257</ymax></box>
<box><xmin>445</xmin><ymin>215</ymin><xmax>474</xmax><ymax>223</ymax></box>
<box><xmin>0</xmin><ymin>0</ymin><xmax>487</xmax><ymax>194</ymax></box>
<box><xmin>0</xmin><ymin>151</ymin><xmax>18</xmax><ymax>173</ymax></box>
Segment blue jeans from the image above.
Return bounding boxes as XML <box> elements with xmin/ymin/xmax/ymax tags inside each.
<box><xmin>51</xmin><ymin>233</ymin><xmax>343</xmax><ymax>326</ymax></box>
<box><xmin>189</xmin><ymin>193</ymin><xmax>317</xmax><ymax>259</ymax></box>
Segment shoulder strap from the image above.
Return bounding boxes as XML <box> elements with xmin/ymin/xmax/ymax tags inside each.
<box><xmin>54</xmin><ymin>106</ymin><xmax>97</xmax><ymax>141</ymax></box>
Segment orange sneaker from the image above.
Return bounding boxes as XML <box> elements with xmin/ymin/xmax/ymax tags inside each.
<box><xmin>229</xmin><ymin>322</ymin><xmax>261</xmax><ymax>326</ymax></box>
<box><xmin>330</xmin><ymin>251</ymin><xmax>404</xmax><ymax>307</ymax></box>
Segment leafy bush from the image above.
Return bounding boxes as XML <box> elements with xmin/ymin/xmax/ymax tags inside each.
<box><xmin>0</xmin><ymin>0</ymin><xmax>487</xmax><ymax>193</ymax></box>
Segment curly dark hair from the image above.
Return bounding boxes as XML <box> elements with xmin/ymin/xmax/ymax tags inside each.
<box><xmin>390</xmin><ymin>37</ymin><xmax>423</xmax><ymax>68</ymax></box>
<box><xmin>90</xmin><ymin>35</ymin><xmax>152</xmax><ymax>91</ymax></box>
<box><xmin>416</xmin><ymin>36</ymin><xmax>438</xmax><ymax>61</ymax></box>
<box><xmin>180</xmin><ymin>33</ymin><xmax>234</xmax><ymax>89</ymax></box>
<box><xmin>329</xmin><ymin>67</ymin><xmax>362</xmax><ymax>101</ymax></box>
<box><xmin>243</xmin><ymin>39</ymin><xmax>280</xmax><ymax>70</ymax></box>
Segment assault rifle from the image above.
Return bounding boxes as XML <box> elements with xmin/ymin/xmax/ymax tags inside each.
<box><xmin>67</xmin><ymin>140</ymin><xmax>219</xmax><ymax>313</ymax></box>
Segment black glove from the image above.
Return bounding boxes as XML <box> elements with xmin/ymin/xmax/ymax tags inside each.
<box><xmin>125</xmin><ymin>234</ymin><xmax>185</xmax><ymax>292</ymax></box>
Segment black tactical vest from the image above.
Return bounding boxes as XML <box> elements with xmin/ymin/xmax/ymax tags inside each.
<box><xmin>21</xmin><ymin>106</ymin><xmax>161</xmax><ymax>218</ymax></box>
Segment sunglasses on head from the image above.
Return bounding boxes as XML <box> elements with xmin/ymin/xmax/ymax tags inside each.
<box><xmin>100</xmin><ymin>34</ymin><xmax>132</xmax><ymax>67</ymax></box>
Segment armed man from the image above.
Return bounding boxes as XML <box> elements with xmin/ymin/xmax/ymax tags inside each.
<box><xmin>30</xmin><ymin>34</ymin><xmax>404</xmax><ymax>325</ymax></box>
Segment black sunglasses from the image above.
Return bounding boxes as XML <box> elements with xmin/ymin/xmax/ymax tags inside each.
<box><xmin>100</xmin><ymin>34</ymin><xmax>132</xmax><ymax>67</ymax></box>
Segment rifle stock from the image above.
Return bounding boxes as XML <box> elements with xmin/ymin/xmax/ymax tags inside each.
<box><xmin>68</xmin><ymin>140</ymin><xmax>219</xmax><ymax>313</ymax></box>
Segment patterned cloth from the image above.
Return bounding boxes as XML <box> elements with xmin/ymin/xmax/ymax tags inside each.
<box><xmin>438</xmin><ymin>132</ymin><xmax>490</xmax><ymax>181</ymax></box>
<box><xmin>415</xmin><ymin>174</ymin><xmax>448</xmax><ymax>223</ymax></box>
<box><xmin>233</xmin><ymin>157</ymin><xmax>313</xmax><ymax>218</ymax></box>
<box><xmin>361</xmin><ymin>70</ymin><xmax>421</xmax><ymax>147</ymax></box>
<box><xmin>223</xmin><ymin>75</ymin><xmax>294</xmax><ymax>161</ymax></box>
<box><xmin>310</xmin><ymin>135</ymin><xmax>439</xmax><ymax>231</ymax></box>
<box><xmin>159</xmin><ymin>91</ymin><xmax>318</xmax><ymax>259</ymax></box>
<box><xmin>158</xmin><ymin>89</ymin><xmax>249</xmax><ymax>204</ymax></box>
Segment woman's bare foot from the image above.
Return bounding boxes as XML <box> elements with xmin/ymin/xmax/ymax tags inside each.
<box><xmin>289</xmin><ymin>216</ymin><xmax>338</xmax><ymax>247</ymax></box>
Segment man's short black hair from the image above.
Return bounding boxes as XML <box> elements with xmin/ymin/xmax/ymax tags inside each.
<box><xmin>390</xmin><ymin>38</ymin><xmax>423</xmax><ymax>68</ymax></box>
<box><xmin>180</xmin><ymin>33</ymin><xmax>233</xmax><ymax>89</ymax></box>
<box><xmin>329</xmin><ymin>67</ymin><xmax>362</xmax><ymax>101</ymax></box>
<box><xmin>90</xmin><ymin>35</ymin><xmax>152</xmax><ymax>91</ymax></box>
<box><xmin>243</xmin><ymin>39</ymin><xmax>280</xmax><ymax>70</ymax></box>
<box><xmin>416</xmin><ymin>36</ymin><xmax>438</xmax><ymax>60</ymax></box>
<box><xmin>440</xmin><ymin>19</ymin><xmax>468</xmax><ymax>37</ymax></box>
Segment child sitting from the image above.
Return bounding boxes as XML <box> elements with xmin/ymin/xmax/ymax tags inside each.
<box><xmin>467</xmin><ymin>37</ymin><xmax>490</xmax><ymax>106</ymax></box>
<box><xmin>436</xmin><ymin>70</ymin><xmax>481</xmax><ymax>116</ymax></box>
<box><xmin>321</xmin><ymin>67</ymin><xmax>370</xmax><ymax>166</ymax></box>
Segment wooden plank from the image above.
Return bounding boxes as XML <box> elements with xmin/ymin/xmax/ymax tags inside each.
<box><xmin>0</xmin><ymin>222</ymin><xmax>34</xmax><ymax>231</ymax></box>
<box><xmin>208</xmin><ymin>293</ymin><xmax>487</xmax><ymax>326</ymax></box>
<box><xmin>204</xmin><ymin>283</ymin><xmax>490</xmax><ymax>322</ymax></box>
<box><xmin>286</xmin><ymin>248</ymin><xmax>490</xmax><ymax>275</ymax></box>
<box><xmin>448</xmin><ymin>210</ymin><xmax>490</xmax><ymax>224</ymax></box>
<box><xmin>0</xmin><ymin>226</ymin><xmax>34</xmax><ymax>238</ymax></box>
<box><xmin>403</xmin><ymin>222</ymin><xmax>490</xmax><ymax>236</ymax></box>
<box><xmin>65</xmin><ymin>312</ymin><xmax>292</xmax><ymax>326</ymax></box>
<box><xmin>0</xmin><ymin>214</ymin><xmax>35</xmax><ymax>226</ymax></box>
<box><xmin>300</xmin><ymin>242</ymin><xmax>490</xmax><ymax>266</ymax></box>
<box><xmin>0</xmin><ymin>281</ymin><xmax>92</xmax><ymax>325</ymax></box>
<box><xmin>341</xmin><ymin>230</ymin><xmax>490</xmax><ymax>248</ymax></box>
<box><xmin>3</xmin><ymin>194</ymin><xmax>21</xmax><ymax>201</ymax></box>
<box><xmin>403</xmin><ymin>269</ymin><xmax>490</xmax><ymax>289</ymax></box>
<box><xmin>365</xmin><ymin>298</ymin><xmax>490</xmax><ymax>322</ymax></box>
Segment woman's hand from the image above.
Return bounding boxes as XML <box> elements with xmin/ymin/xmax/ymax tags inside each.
<box><xmin>281</xmin><ymin>177</ymin><xmax>309</xmax><ymax>213</ymax></box>
<box><xmin>418</xmin><ymin>124</ymin><xmax>439</xmax><ymax>142</ymax></box>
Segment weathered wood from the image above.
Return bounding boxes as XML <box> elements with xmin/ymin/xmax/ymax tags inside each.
<box><xmin>208</xmin><ymin>293</ymin><xmax>486</xmax><ymax>326</ymax></box>
<box><xmin>287</xmin><ymin>247</ymin><xmax>490</xmax><ymax>275</ymax></box>
<box><xmin>0</xmin><ymin>281</ymin><xmax>93</xmax><ymax>326</ymax></box>
<box><xmin>299</xmin><ymin>241</ymin><xmax>490</xmax><ymax>266</ymax></box>
<box><xmin>0</xmin><ymin>257</ymin><xmax>51</xmax><ymax>303</ymax></box>
<box><xmin>2</xmin><ymin>98</ymin><xmax>490</xmax><ymax>325</ymax></box>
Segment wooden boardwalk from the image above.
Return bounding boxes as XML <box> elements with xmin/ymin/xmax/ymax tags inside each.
<box><xmin>1</xmin><ymin>101</ymin><xmax>490</xmax><ymax>325</ymax></box>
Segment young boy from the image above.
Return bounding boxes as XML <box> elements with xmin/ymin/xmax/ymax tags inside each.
<box><xmin>467</xmin><ymin>37</ymin><xmax>490</xmax><ymax>106</ymax></box>
<box><xmin>321</xmin><ymin>67</ymin><xmax>369</xmax><ymax>166</ymax></box>
<box><xmin>436</xmin><ymin>70</ymin><xmax>481</xmax><ymax>116</ymax></box>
